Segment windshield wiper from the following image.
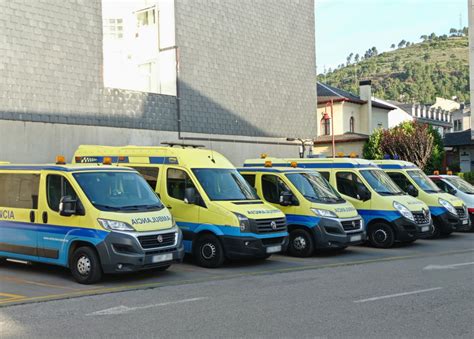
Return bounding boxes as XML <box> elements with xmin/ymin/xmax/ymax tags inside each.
<box><xmin>93</xmin><ymin>203</ymin><xmax>121</xmax><ymax>211</ymax></box>
<box><xmin>121</xmin><ymin>204</ymin><xmax>163</xmax><ymax>211</ymax></box>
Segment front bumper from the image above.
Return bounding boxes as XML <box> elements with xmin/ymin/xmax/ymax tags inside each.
<box><xmin>313</xmin><ymin>217</ymin><xmax>366</xmax><ymax>249</ymax></box>
<box><xmin>96</xmin><ymin>230</ymin><xmax>184</xmax><ymax>274</ymax></box>
<box><xmin>392</xmin><ymin>217</ymin><xmax>432</xmax><ymax>241</ymax></box>
<box><xmin>432</xmin><ymin>211</ymin><xmax>462</xmax><ymax>234</ymax></box>
<box><xmin>220</xmin><ymin>235</ymin><xmax>289</xmax><ymax>260</ymax></box>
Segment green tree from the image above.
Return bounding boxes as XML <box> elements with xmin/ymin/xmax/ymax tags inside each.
<box><xmin>390</xmin><ymin>43</ymin><xmax>396</xmax><ymax>49</ymax></box>
<box><xmin>363</xmin><ymin>128</ymin><xmax>384</xmax><ymax>160</ymax></box>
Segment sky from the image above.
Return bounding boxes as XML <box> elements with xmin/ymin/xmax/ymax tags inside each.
<box><xmin>316</xmin><ymin>0</ymin><xmax>468</xmax><ymax>73</ymax></box>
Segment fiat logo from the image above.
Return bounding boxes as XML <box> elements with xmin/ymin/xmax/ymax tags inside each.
<box><xmin>157</xmin><ymin>235</ymin><xmax>163</xmax><ymax>243</ymax></box>
<box><xmin>270</xmin><ymin>221</ymin><xmax>277</xmax><ymax>230</ymax></box>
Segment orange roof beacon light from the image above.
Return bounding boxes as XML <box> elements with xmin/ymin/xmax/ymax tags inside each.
<box><xmin>118</xmin><ymin>156</ymin><xmax>126</xmax><ymax>162</ymax></box>
<box><xmin>433</xmin><ymin>170</ymin><xmax>440</xmax><ymax>175</ymax></box>
<box><xmin>260</xmin><ymin>153</ymin><xmax>268</xmax><ymax>159</ymax></box>
<box><xmin>349</xmin><ymin>152</ymin><xmax>357</xmax><ymax>158</ymax></box>
<box><xmin>103</xmin><ymin>157</ymin><xmax>113</xmax><ymax>165</ymax></box>
<box><xmin>447</xmin><ymin>170</ymin><xmax>453</xmax><ymax>175</ymax></box>
<box><xmin>336</xmin><ymin>152</ymin><xmax>344</xmax><ymax>158</ymax></box>
<box><xmin>290</xmin><ymin>161</ymin><xmax>298</xmax><ymax>168</ymax></box>
<box><xmin>264</xmin><ymin>160</ymin><xmax>273</xmax><ymax>167</ymax></box>
<box><xmin>55</xmin><ymin>155</ymin><xmax>66</xmax><ymax>165</ymax></box>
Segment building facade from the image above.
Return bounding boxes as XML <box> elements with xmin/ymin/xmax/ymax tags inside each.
<box><xmin>314</xmin><ymin>81</ymin><xmax>393</xmax><ymax>157</ymax></box>
<box><xmin>0</xmin><ymin>0</ymin><xmax>317</xmax><ymax>165</ymax></box>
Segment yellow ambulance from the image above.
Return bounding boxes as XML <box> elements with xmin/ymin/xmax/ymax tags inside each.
<box><xmin>0</xmin><ymin>158</ymin><xmax>183</xmax><ymax>284</ymax></box>
<box><xmin>373</xmin><ymin>160</ymin><xmax>470</xmax><ymax>237</ymax></box>
<box><xmin>73</xmin><ymin>144</ymin><xmax>289</xmax><ymax>268</ymax></box>
<box><xmin>239</xmin><ymin>162</ymin><xmax>365</xmax><ymax>257</ymax></box>
<box><xmin>244</xmin><ymin>157</ymin><xmax>432</xmax><ymax>248</ymax></box>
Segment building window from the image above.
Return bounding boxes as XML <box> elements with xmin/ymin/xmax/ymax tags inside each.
<box><xmin>103</xmin><ymin>18</ymin><xmax>123</xmax><ymax>39</ymax></box>
<box><xmin>321</xmin><ymin>118</ymin><xmax>331</xmax><ymax>136</ymax></box>
<box><xmin>349</xmin><ymin>117</ymin><xmax>354</xmax><ymax>133</ymax></box>
<box><xmin>454</xmin><ymin>119</ymin><xmax>462</xmax><ymax>131</ymax></box>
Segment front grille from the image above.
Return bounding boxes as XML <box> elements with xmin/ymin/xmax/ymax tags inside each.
<box><xmin>413</xmin><ymin>211</ymin><xmax>430</xmax><ymax>225</ymax></box>
<box><xmin>456</xmin><ymin>207</ymin><xmax>467</xmax><ymax>219</ymax></box>
<box><xmin>341</xmin><ymin>219</ymin><xmax>361</xmax><ymax>231</ymax></box>
<box><xmin>252</xmin><ymin>217</ymin><xmax>287</xmax><ymax>233</ymax></box>
<box><xmin>137</xmin><ymin>232</ymin><xmax>176</xmax><ymax>249</ymax></box>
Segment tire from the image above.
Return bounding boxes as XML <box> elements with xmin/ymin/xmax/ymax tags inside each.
<box><xmin>428</xmin><ymin>221</ymin><xmax>442</xmax><ymax>239</ymax></box>
<box><xmin>193</xmin><ymin>234</ymin><xmax>225</xmax><ymax>268</ymax></box>
<box><xmin>287</xmin><ymin>229</ymin><xmax>314</xmax><ymax>257</ymax></box>
<box><xmin>153</xmin><ymin>264</ymin><xmax>171</xmax><ymax>272</ymax></box>
<box><xmin>368</xmin><ymin>223</ymin><xmax>395</xmax><ymax>248</ymax></box>
<box><xmin>70</xmin><ymin>246</ymin><xmax>103</xmax><ymax>284</ymax></box>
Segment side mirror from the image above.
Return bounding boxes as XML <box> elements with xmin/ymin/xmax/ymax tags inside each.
<box><xmin>59</xmin><ymin>196</ymin><xmax>77</xmax><ymax>216</ymax></box>
<box><xmin>184</xmin><ymin>187</ymin><xmax>198</xmax><ymax>205</ymax></box>
<box><xmin>357</xmin><ymin>186</ymin><xmax>371</xmax><ymax>201</ymax></box>
<box><xmin>406</xmin><ymin>185</ymin><xmax>419</xmax><ymax>197</ymax></box>
<box><xmin>279</xmin><ymin>191</ymin><xmax>294</xmax><ymax>206</ymax></box>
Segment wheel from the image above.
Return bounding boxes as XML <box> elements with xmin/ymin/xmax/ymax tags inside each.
<box><xmin>287</xmin><ymin>229</ymin><xmax>314</xmax><ymax>257</ymax></box>
<box><xmin>153</xmin><ymin>264</ymin><xmax>171</xmax><ymax>272</ymax></box>
<box><xmin>428</xmin><ymin>221</ymin><xmax>442</xmax><ymax>239</ymax></box>
<box><xmin>368</xmin><ymin>223</ymin><xmax>395</xmax><ymax>248</ymax></box>
<box><xmin>193</xmin><ymin>234</ymin><xmax>225</xmax><ymax>268</ymax></box>
<box><xmin>70</xmin><ymin>246</ymin><xmax>103</xmax><ymax>284</ymax></box>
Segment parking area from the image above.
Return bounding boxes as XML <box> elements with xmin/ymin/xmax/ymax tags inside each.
<box><xmin>1</xmin><ymin>233</ymin><xmax>473</xmax><ymax>307</ymax></box>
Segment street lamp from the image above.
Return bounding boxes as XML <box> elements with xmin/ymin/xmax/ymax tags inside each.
<box><xmin>286</xmin><ymin>138</ymin><xmax>314</xmax><ymax>158</ymax></box>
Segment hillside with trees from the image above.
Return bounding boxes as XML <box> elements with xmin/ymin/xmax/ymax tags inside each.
<box><xmin>319</xmin><ymin>28</ymin><xmax>469</xmax><ymax>104</ymax></box>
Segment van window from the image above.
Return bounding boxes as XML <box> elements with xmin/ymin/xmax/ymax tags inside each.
<box><xmin>262</xmin><ymin>175</ymin><xmax>290</xmax><ymax>204</ymax></box>
<box><xmin>47</xmin><ymin>175</ymin><xmax>78</xmax><ymax>212</ymax></box>
<box><xmin>386</xmin><ymin>172</ymin><xmax>412</xmax><ymax>192</ymax></box>
<box><xmin>167</xmin><ymin>168</ymin><xmax>197</xmax><ymax>201</ymax></box>
<box><xmin>319</xmin><ymin>171</ymin><xmax>330</xmax><ymax>181</ymax></box>
<box><xmin>130</xmin><ymin>167</ymin><xmax>159</xmax><ymax>190</ymax></box>
<box><xmin>0</xmin><ymin>173</ymin><xmax>40</xmax><ymax>209</ymax></box>
<box><xmin>430</xmin><ymin>178</ymin><xmax>449</xmax><ymax>193</ymax></box>
<box><xmin>241</xmin><ymin>174</ymin><xmax>256</xmax><ymax>188</ymax></box>
<box><xmin>335</xmin><ymin>172</ymin><xmax>367</xmax><ymax>200</ymax></box>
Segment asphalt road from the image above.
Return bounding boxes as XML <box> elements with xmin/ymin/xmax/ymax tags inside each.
<box><xmin>1</xmin><ymin>235</ymin><xmax>473</xmax><ymax>338</ymax></box>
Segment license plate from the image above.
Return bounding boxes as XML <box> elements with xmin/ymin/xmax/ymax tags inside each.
<box><xmin>266</xmin><ymin>245</ymin><xmax>281</xmax><ymax>254</ymax></box>
<box><xmin>462</xmin><ymin>220</ymin><xmax>468</xmax><ymax>225</ymax></box>
<box><xmin>152</xmin><ymin>253</ymin><xmax>173</xmax><ymax>263</ymax></box>
<box><xmin>421</xmin><ymin>226</ymin><xmax>429</xmax><ymax>232</ymax></box>
<box><xmin>350</xmin><ymin>235</ymin><xmax>362</xmax><ymax>242</ymax></box>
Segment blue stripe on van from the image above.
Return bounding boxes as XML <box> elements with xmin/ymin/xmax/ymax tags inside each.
<box><xmin>357</xmin><ymin>209</ymin><xmax>400</xmax><ymax>225</ymax></box>
<box><xmin>0</xmin><ymin>165</ymin><xmax>135</xmax><ymax>172</ymax></box>
<box><xmin>429</xmin><ymin>206</ymin><xmax>446</xmax><ymax>216</ymax></box>
<box><xmin>0</xmin><ymin>220</ymin><xmax>108</xmax><ymax>266</ymax></box>
<box><xmin>149</xmin><ymin>157</ymin><xmax>179</xmax><ymax>165</ymax></box>
<box><xmin>176</xmin><ymin>221</ymin><xmax>288</xmax><ymax>254</ymax></box>
<box><xmin>286</xmin><ymin>214</ymin><xmax>320</xmax><ymax>228</ymax></box>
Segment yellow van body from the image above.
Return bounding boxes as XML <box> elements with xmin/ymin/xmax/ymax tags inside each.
<box><xmin>73</xmin><ymin>145</ymin><xmax>288</xmax><ymax>268</ymax></box>
<box><xmin>238</xmin><ymin>166</ymin><xmax>365</xmax><ymax>257</ymax></box>
<box><xmin>244</xmin><ymin>157</ymin><xmax>432</xmax><ymax>248</ymax></box>
<box><xmin>0</xmin><ymin>163</ymin><xmax>183</xmax><ymax>283</ymax></box>
<box><xmin>373</xmin><ymin>160</ymin><xmax>470</xmax><ymax>237</ymax></box>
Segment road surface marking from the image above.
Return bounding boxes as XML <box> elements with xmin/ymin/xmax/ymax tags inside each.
<box><xmin>87</xmin><ymin>297</ymin><xmax>207</xmax><ymax>316</ymax></box>
<box><xmin>354</xmin><ymin>287</ymin><xmax>442</xmax><ymax>303</ymax></box>
<box><xmin>0</xmin><ymin>275</ymin><xmax>84</xmax><ymax>290</ymax></box>
<box><xmin>423</xmin><ymin>262</ymin><xmax>474</xmax><ymax>270</ymax></box>
<box><xmin>0</xmin><ymin>292</ymin><xmax>25</xmax><ymax>302</ymax></box>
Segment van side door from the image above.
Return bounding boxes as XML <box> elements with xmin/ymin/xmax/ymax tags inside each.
<box><xmin>0</xmin><ymin>172</ymin><xmax>40</xmax><ymax>260</ymax></box>
<box><xmin>257</xmin><ymin>174</ymin><xmax>299</xmax><ymax>214</ymax></box>
<box><xmin>38</xmin><ymin>173</ymin><xmax>87</xmax><ymax>264</ymax></box>
<box><xmin>335</xmin><ymin>171</ymin><xmax>371</xmax><ymax>210</ymax></box>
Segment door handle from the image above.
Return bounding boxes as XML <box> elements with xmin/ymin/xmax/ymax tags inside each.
<box><xmin>29</xmin><ymin>211</ymin><xmax>35</xmax><ymax>223</ymax></box>
<box><xmin>42</xmin><ymin>211</ymin><xmax>48</xmax><ymax>224</ymax></box>
<box><xmin>166</xmin><ymin>205</ymin><xmax>172</xmax><ymax>210</ymax></box>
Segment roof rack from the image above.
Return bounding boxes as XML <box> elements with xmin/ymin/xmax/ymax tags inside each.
<box><xmin>161</xmin><ymin>142</ymin><xmax>205</xmax><ymax>149</ymax></box>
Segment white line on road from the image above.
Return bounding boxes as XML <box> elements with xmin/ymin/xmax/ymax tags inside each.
<box><xmin>87</xmin><ymin>297</ymin><xmax>207</xmax><ymax>316</ymax></box>
<box><xmin>423</xmin><ymin>262</ymin><xmax>474</xmax><ymax>271</ymax></box>
<box><xmin>354</xmin><ymin>287</ymin><xmax>442</xmax><ymax>303</ymax></box>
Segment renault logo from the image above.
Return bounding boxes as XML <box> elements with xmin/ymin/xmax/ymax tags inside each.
<box><xmin>270</xmin><ymin>221</ymin><xmax>277</xmax><ymax>230</ymax></box>
<box><xmin>157</xmin><ymin>235</ymin><xmax>163</xmax><ymax>243</ymax></box>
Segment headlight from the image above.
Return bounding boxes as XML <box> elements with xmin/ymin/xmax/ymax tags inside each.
<box><xmin>176</xmin><ymin>226</ymin><xmax>183</xmax><ymax>243</ymax></box>
<box><xmin>311</xmin><ymin>208</ymin><xmax>337</xmax><ymax>218</ymax></box>
<box><xmin>439</xmin><ymin>198</ymin><xmax>457</xmax><ymax>215</ymax></box>
<box><xmin>393</xmin><ymin>201</ymin><xmax>414</xmax><ymax>221</ymax></box>
<box><xmin>97</xmin><ymin>218</ymin><xmax>135</xmax><ymax>231</ymax></box>
<box><xmin>234</xmin><ymin>213</ymin><xmax>250</xmax><ymax>232</ymax></box>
